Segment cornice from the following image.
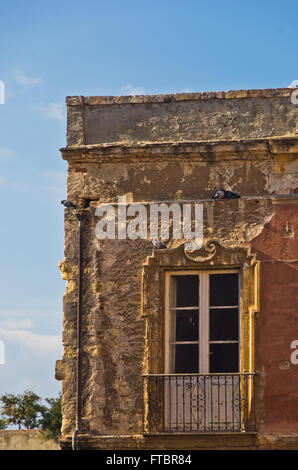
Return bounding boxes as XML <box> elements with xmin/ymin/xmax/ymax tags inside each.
<box><xmin>60</xmin><ymin>136</ymin><xmax>298</xmax><ymax>163</ymax></box>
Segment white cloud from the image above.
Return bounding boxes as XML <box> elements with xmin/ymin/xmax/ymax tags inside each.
<box><xmin>0</xmin><ymin>307</ymin><xmax>62</xmax><ymax>398</ymax></box>
<box><xmin>3</xmin><ymin>180</ymin><xmax>29</xmax><ymax>192</ymax></box>
<box><xmin>42</xmin><ymin>102</ymin><xmax>65</xmax><ymax>121</ymax></box>
<box><xmin>120</xmin><ymin>84</ymin><xmax>146</xmax><ymax>95</ymax></box>
<box><xmin>0</xmin><ymin>305</ymin><xmax>62</xmax><ymax>322</ymax></box>
<box><xmin>46</xmin><ymin>186</ymin><xmax>65</xmax><ymax>194</ymax></box>
<box><xmin>0</xmin><ymin>328</ymin><xmax>61</xmax><ymax>355</ymax></box>
<box><xmin>0</xmin><ymin>176</ymin><xmax>29</xmax><ymax>191</ymax></box>
<box><xmin>0</xmin><ymin>147</ymin><xmax>15</xmax><ymax>159</ymax></box>
<box><xmin>41</xmin><ymin>170</ymin><xmax>66</xmax><ymax>182</ymax></box>
<box><xmin>41</xmin><ymin>169</ymin><xmax>66</xmax><ymax>195</ymax></box>
<box><xmin>13</xmin><ymin>69</ymin><xmax>42</xmax><ymax>87</ymax></box>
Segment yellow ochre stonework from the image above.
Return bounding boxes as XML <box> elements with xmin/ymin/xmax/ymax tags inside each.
<box><xmin>57</xmin><ymin>88</ymin><xmax>298</xmax><ymax>450</ymax></box>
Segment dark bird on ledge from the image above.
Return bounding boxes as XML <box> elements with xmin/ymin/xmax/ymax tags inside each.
<box><xmin>61</xmin><ymin>200</ymin><xmax>78</xmax><ymax>208</ymax></box>
<box><xmin>212</xmin><ymin>189</ymin><xmax>241</xmax><ymax>199</ymax></box>
<box><xmin>152</xmin><ymin>239</ymin><xmax>167</xmax><ymax>249</ymax></box>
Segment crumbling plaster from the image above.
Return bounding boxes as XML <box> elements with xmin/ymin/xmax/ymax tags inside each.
<box><xmin>57</xmin><ymin>88</ymin><xmax>298</xmax><ymax>449</ymax></box>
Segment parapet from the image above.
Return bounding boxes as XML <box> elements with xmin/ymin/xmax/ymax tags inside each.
<box><xmin>66</xmin><ymin>88</ymin><xmax>297</xmax><ymax>146</ymax></box>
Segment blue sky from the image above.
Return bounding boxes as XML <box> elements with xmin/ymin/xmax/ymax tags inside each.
<box><xmin>0</xmin><ymin>0</ymin><xmax>297</xmax><ymax>402</ymax></box>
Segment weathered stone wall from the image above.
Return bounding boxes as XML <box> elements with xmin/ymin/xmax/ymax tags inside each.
<box><xmin>63</xmin><ymin>137</ymin><xmax>298</xmax><ymax>201</ymax></box>
<box><xmin>66</xmin><ymin>89</ymin><xmax>297</xmax><ymax>146</ymax></box>
<box><xmin>251</xmin><ymin>202</ymin><xmax>298</xmax><ymax>435</ymax></box>
<box><xmin>58</xmin><ymin>199</ymin><xmax>275</xmax><ymax>438</ymax></box>
<box><xmin>66</xmin><ymin>149</ymin><xmax>273</xmax><ymax>202</ymax></box>
<box><xmin>0</xmin><ymin>430</ymin><xmax>60</xmax><ymax>450</ymax></box>
<box><xmin>58</xmin><ymin>88</ymin><xmax>298</xmax><ymax>449</ymax></box>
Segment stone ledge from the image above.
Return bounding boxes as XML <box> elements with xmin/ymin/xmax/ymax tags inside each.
<box><xmin>60</xmin><ymin>432</ymin><xmax>257</xmax><ymax>450</ymax></box>
<box><xmin>257</xmin><ymin>433</ymin><xmax>298</xmax><ymax>450</ymax></box>
<box><xmin>60</xmin><ymin>136</ymin><xmax>298</xmax><ymax>162</ymax></box>
<box><xmin>66</xmin><ymin>88</ymin><xmax>292</xmax><ymax>107</ymax></box>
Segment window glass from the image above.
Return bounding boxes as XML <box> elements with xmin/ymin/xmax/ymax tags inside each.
<box><xmin>168</xmin><ymin>272</ymin><xmax>239</xmax><ymax>374</ymax></box>
<box><xmin>209</xmin><ymin>343</ymin><xmax>239</xmax><ymax>373</ymax></box>
<box><xmin>175</xmin><ymin>344</ymin><xmax>199</xmax><ymax>373</ymax></box>
<box><xmin>209</xmin><ymin>308</ymin><xmax>239</xmax><ymax>341</ymax></box>
<box><xmin>175</xmin><ymin>309</ymin><xmax>199</xmax><ymax>342</ymax></box>
<box><xmin>209</xmin><ymin>273</ymin><xmax>238</xmax><ymax>307</ymax></box>
<box><xmin>173</xmin><ymin>275</ymin><xmax>199</xmax><ymax>307</ymax></box>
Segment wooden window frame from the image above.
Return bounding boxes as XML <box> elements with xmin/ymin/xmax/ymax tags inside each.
<box><xmin>164</xmin><ymin>269</ymin><xmax>240</xmax><ymax>375</ymax></box>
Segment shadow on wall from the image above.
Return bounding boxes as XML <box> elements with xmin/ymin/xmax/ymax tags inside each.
<box><xmin>0</xmin><ymin>430</ymin><xmax>60</xmax><ymax>450</ymax></box>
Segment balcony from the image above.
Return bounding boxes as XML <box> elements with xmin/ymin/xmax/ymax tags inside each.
<box><xmin>142</xmin><ymin>373</ymin><xmax>256</xmax><ymax>434</ymax></box>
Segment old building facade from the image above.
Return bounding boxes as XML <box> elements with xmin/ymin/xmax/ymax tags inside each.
<box><xmin>56</xmin><ymin>88</ymin><xmax>298</xmax><ymax>449</ymax></box>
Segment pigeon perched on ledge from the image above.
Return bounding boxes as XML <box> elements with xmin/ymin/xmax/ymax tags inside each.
<box><xmin>212</xmin><ymin>189</ymin><xmax>241</xmax><ymax>199</ymax></box>
<box><xmin>152</xmin><ymin>239</ymin><xmax>167</xmax><ymax>249</ymax></box>
<box><xmin>61</xmin><ymin>200</ymin><xmax>78</xmax><ymax>209</ymax></box>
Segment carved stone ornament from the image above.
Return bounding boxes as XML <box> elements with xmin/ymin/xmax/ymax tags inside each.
<box><xmin>144</xmin><ymin>239</ymin><xmax>257</xmax><ymax>268</ymax></box>
<box><xmin>184</xmin><ymin>239</ymin><xmax>217</xmax><ymax>262</ymax></box>
<box><xmin>183</xmin><ymin>239</ymin><xmax>257</xmax><ymax>266</ymax></box>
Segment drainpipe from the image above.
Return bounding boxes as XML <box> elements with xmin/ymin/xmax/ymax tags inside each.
<box><xmin>72</xmin><ymin>209</ymin><xmax>85</xmax><ymax>451</ymax></box>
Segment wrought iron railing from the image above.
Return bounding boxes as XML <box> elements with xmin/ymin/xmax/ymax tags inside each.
<box><xmin>142</xmin><ymin>373</ymin><xmax>256</xmax><ymax>434</ymax></box>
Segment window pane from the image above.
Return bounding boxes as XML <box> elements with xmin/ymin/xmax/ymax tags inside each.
<box><xmin>209</xmin><ymin>308</ymin><xmax>239</xmax><ymax>341</ymax></box>
<box><xmin>209</xmin><ymin>343</ymin><xmax>239</xmax><ymax>373</ymax></box>
<box><xmin>175</xmin><ymin>344</ymin><xmax>199</xmax><ymax>373</ymax></box>
<box><xmin>209</xmin><ymin>273</ymin><xmax>239</xmax><ymax>307</ymax></box>
<box><xmin>173</xmin><ymin>275</ymin><xmax>199</xmax><ymax>307</ymax></box>
<box><xmin>175</xmin><ymin>309</ymin><xmax>199</xmax><ymax>341</ymax></box>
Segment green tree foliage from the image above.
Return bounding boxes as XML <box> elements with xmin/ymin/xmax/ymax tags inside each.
<box><xmin>39</xmin><ymin>394</ymin><xmax>62</xmax><ymax>441</ymax></box>
<box><xmin>0</xmin><ymin>390</ymin><xmax>62</xmax><ymax>440</ymax></box>
<box><xmin>0</xmin><ymin>417</ymin><xmax>7</xmax><ymax>429</ymax></box>
<box><xmin>0</xmin><ymin>390</ymin><xmax>43</xmax><ymax>429</ymax></box>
